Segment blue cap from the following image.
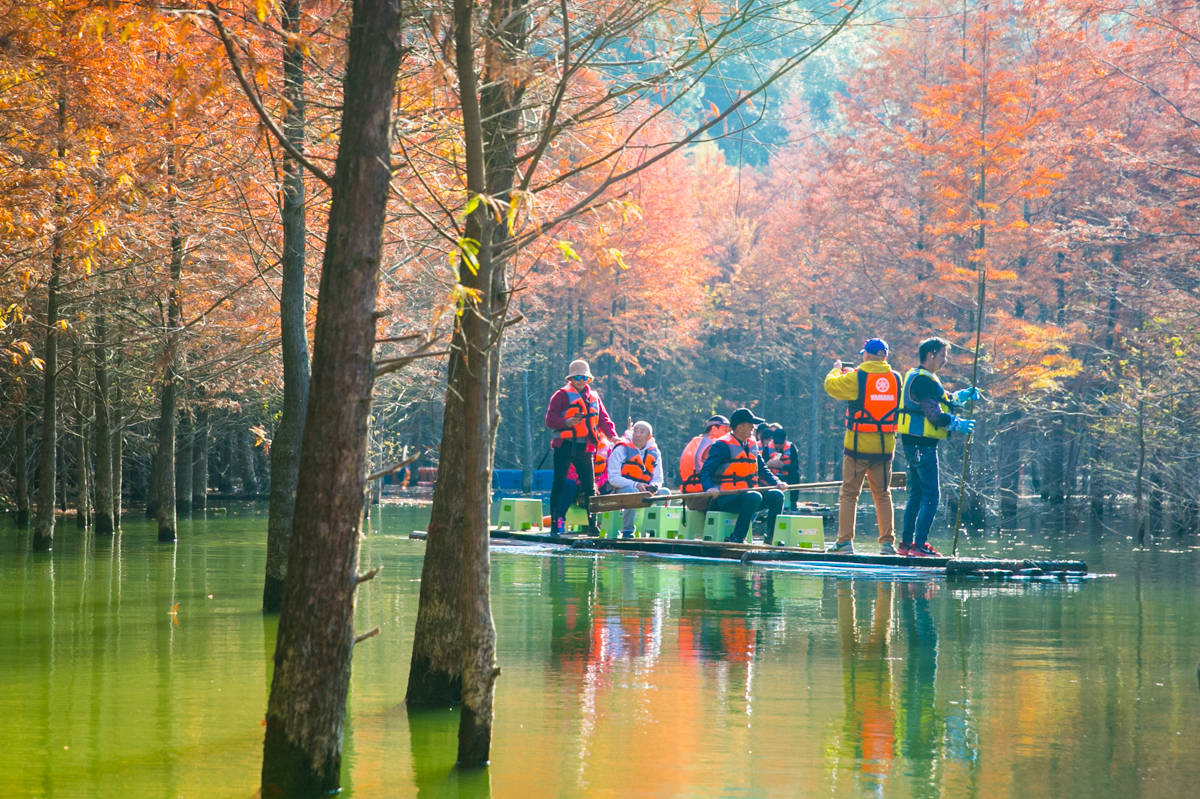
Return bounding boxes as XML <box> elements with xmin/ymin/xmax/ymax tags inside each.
<box><xmin>860</xmin><ymin>338</ymin><xmax>888</xmax><ymax>355</ymax></box>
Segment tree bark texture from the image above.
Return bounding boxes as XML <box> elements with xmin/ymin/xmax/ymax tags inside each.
<box><xmin>240</xmin><ymin>426</ymin><xmax>261</xmax><ymax>495</ymax></box>
<box><xmin>260</xmin><ymin>2</ymin><xmax>406</xmax><ymax>795</ymax></box>
<box><xmin>155</xmin><ymin>145</ymin><xmax>184</xmax><ymax>543</ymax></box>
<box><xmin>93</xmin><ymin>313</ymin><xmax>115</xmax><ymax>535</ymax></box>
<box><xmin>15</xmin><ymin>400</ymin><xmax>31</xmax><ymax>526</ymax></box>
<box><xmin>33</xmin><ymin>94</ymin><xmax>66</xmax><ymax>552</ymax></box>
<box><xmin>176</xmin><ymin>413</ymin><xmax>193</xmax><ymax>515</ymax></box>
<box><xmin>264</xmin><ymin>0</ymin><xmax>312</xmax><ymax>614</ymax></box>
<box><xmin>192</xmin><ymin>409</ymin><xmax>209</xmax><ymax>511</ymax></box>
<box><xmin>407</xmin><ymin>0</ymin><xmax>524</xmax><ymax>767</ymax></box>
<box><xmin>73</xmin><ymin>340</ymin><xmax>90</xmax><ymax>529</ymax></box>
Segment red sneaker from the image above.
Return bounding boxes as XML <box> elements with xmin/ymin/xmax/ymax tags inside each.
<box><xmin>898</xmin><ymin>543</ymin><xmax>913</xmax><ymax>557</ymax></box>
<box><xmin>912</xmin><ymin>542</ymin><xmax>942</xmax><ymax>557</ymax></box>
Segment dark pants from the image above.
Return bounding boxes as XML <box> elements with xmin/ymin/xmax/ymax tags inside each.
<box><xmin>901</xmin><ymin>442</ymin><xmax>940</xmax><ymax>547</ymax></box>
<box><xmin>550</xmin><ymin>441</ymin><xmax>595</xmax><ymax>526</ymax></box>
<box><xmin>710</xmin><ymin>489</ymin><xmax>784</xmax><ymax>543</ymax></box>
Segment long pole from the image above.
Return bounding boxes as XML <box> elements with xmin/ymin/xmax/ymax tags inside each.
<box><xmin>951</xmin><ymin>2</ymin><xmax>991</xmax><ymax>557</ymax></box>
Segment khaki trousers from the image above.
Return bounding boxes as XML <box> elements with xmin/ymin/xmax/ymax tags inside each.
<box><xmin>837</xmin><ymin>454</ymin><xmax>895</xmax><ymax>544</ymax></box>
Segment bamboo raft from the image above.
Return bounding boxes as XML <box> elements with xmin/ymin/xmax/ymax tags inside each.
<box><xmin>407</xmin><ymin>528</ymin><xmax>1090</xmax><ymax>580</ymax></box>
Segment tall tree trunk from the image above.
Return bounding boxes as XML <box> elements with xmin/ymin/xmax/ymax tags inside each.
<box><xmin>176</xmin><ymin>412</ymin><xmax>193</xmax><ymax>515</ymax></box>
<box><xmin>93</xmin><ymin>313</ymin><xmax>115</xmax><ymax>535</ymax></box>
<box><xmin>807</xmin><ymin>348</ymin><xmax>821</xmax><ymax>481</ymax></box>
<box><xmin>240</xmin><ymin>426</ymin><xmax>261</xmax><ymax>495</ymax></box>
<box><xmin>260</xmin><ymin>1</ymin><xmax>407</xmax><ymax>794</ymax></box>
<box><xmin>996</xmin><ymin>409</ymin><xmax>1021</xmax><ymax>524</ymax></box>
<box><xmin>33</xmin><ymin>92</ymin><xmax>66</xmax><ymax>552</ymax></box>
<box><xmin>15</xmin><ymin>400</ymin><xmax>30</xmax><ymax>527</ymax></box>
<box><xmin>34</xmin><ymin>257</ymin><xmax>60</xmax><ymax>545</ymax></box>
<box><xmin>73</xmin><ymin>338</ymin><xmax>90</xmax><ymax>529</ymax></box>
<box><xmin>111</xmin><ymin>352</ymin><xmax>124</xmax><ymax>531</ymax></box>
<box><xmin>264</xmin><ymin>0</ymin><xmax>312</xmax><ymax>613</ymax></box>
<box><xmin>156</xmin><ymin>144</ymin><xmax>184</xmax><ymax>544</ymax></box>
<box><xmin>407</xmin><ymin>0</ymin><xmax>525</xmax><ymax>766</ymax></box>
<box><xmin>192</xmin><ymin>409</ymin><xmax>209</xmax><ymax>512</ymax></box>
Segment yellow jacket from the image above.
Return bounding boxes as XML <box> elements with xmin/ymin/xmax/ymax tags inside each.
<box><xmin>824</xmin><ymin>361</ymin><xmax>898</xmax><ymax>457</ymax></box>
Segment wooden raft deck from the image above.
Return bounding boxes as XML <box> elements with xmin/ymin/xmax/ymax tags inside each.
<box><xmin>407</xmin><ymin>528</ymin><xmax>1089</xmax><ymax>579</ymax></box>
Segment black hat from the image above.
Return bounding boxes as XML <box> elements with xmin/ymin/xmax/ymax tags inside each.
<box><xmin>730</xmin><ymin>407</ymin><xmax>766</xmax><ymax>428</ymax></box>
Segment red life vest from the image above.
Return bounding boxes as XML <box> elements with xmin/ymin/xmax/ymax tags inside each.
<box><xmin>844</xmin><ymin>369</ymin><xmax>900</xmax><ymax>434</ymax></box>
<box><xmin>612</xmin><ymin>436</ymin><xmax>659</xmax><ymax>483</ymax></box>
<box><xmin>765</xmin><ymin>440</ymin><xmax>794</xmax><ymax>479</ymax></box>
<box><xmin>679</xmin><ymin>434</ymin><xmax>717</xmax><ymax>492</ymax></box>
<box><xmin>558</xmin><ymin>384</ymin><xmax>603</xmax><ymax>443</ymax></box>
<box><xmin>716</xmin><ymin>433</ymin><xmax>758</xmax><ymax>490</ymax></box>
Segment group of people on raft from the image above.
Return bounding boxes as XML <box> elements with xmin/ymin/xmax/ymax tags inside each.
<box><xmin>544</xmin><ymin>335</ymin><xmax>979</xmax><ymax>557</ymax></box>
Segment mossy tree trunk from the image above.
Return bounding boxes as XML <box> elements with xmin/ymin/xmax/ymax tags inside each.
<box><xmin>264</xmin><ymin>0</ymin><xmax>312</xmax><ymax>613</ymax></box>
<box><xmin>93</xmin><ymin>313</ymin><xmax>115</xmax><ymax>536</ymax></box>
<box><xmin>259</xmin><ymin>1</ymin><xmax>408</xmax><ymax>794</ymax></box>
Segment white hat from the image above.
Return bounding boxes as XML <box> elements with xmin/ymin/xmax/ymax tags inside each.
<box><xmin>566</xmin><ymin>359</ymin><xmax>593</xmax><ymax>380</ymax></box>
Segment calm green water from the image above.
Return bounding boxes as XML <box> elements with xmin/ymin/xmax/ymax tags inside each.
<box><xmin>2</xmin><ymin>506</ymin><xmax>1197</xmax><ymax>798</ymax></box>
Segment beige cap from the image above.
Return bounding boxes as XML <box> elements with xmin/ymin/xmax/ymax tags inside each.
<box><xmin>566</xmin><ymin>359</ymin><xmax>593</xmax><ymax>379</ymax></box>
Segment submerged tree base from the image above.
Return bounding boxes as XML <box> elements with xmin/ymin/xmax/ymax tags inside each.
<box><xmin>157</xmin><ymin>527</ymin><xmax>176</xmax><ymax>543</ymax></box>
<box><xmin>262</xmin><ymin>574</ymin><xmax>285</xmax><ymax>614</ymax></box>
<box><xmin>406</xmin><ymin>654</ymin><xmax>462</xmax><ymax>709</ymax></box>
<box><xmin>261</xmin><ymin>718</ymin><xmax>339</xmax><ymax>799</ymax></box>
<box><xmin>458</xmin><ymin>701</ymin><xmax>491</xmax><ymax>767</ymax></box>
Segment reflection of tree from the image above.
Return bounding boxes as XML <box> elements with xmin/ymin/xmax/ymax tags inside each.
<box><xmin>837</xmin><ymin>581</ymin><xmax>895</xmax><ymax>794</ymax></box>
<box><xmin>899</xmin><ymin>582</ymin><xmax>941</xmax><ymax>798</ymax></box>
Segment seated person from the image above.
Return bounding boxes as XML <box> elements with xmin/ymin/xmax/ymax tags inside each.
<box><xmin>605</xmin><ymin>421</ymin><xmax>668</xmax><ymax>538</ymax></box>
<box><xmin>699</xmin><ymin>408</ymin><xmax>786</xmax><ymax>544</ymax></box>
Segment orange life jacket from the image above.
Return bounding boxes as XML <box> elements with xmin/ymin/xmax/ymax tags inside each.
<box><xmin>765</xmin><ymin>439</ymin><xmax>794</xmax><ymax>479</ymax></box>
<box><xmin>844</xmin><ymin>369</ymin><xmax>900</xmax><ymax>434</ymax></box>
<box><xmin>559</xmin><ymin>384</ymin><xmax>602</xmax><ymax>443</ymax></box>
<box><xmin>592</xmin><ymin>440</ymin><xmax>612</xmax><ymax>485</ymax></box>
<box><xmin>716</xmin><ymin>433</ymin><xmax>758</xmax><ymax>491</ymax></box>
<box><xmin>679</xmin><ymin>434</ymin><xmax>718</xmax><ymax>492</ymax></box>
<box><xmin>612</xmin><ymin>436</ymin><xmax>659</xmax><ymax>484</ymax></box>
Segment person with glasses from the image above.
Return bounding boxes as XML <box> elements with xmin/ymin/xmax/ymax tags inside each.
<box><xmin>544</xmin><ymin>359</ymin><xmax>617</xmax><ymax>536</ymax></box>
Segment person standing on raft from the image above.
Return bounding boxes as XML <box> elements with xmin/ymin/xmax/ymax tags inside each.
<box><xmin>545</xmin><ymin>359</ymin><xmax>617</xmax><ymax>537</ymax></box>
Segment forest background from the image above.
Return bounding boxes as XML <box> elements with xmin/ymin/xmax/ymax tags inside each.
<box><xmin>2</xmin><ymin>0</ymin><xmax>1199</xmax><ymax>542</ymax></box>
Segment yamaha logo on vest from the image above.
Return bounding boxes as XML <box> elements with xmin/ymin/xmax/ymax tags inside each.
<box><xmin>874</xmin><ymin>376</ymin><xmax>891</xmax><ymax>392</ymax></box>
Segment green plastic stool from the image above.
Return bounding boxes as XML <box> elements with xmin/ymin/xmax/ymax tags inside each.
<box><xmin>703</xmin><ymin>511</ymin><xmax>738</xmax><ymax>542</ymax></box>
<box><xmin>679</xmin><ymin>508</ymin><xmax>707</xmax><ymax>540</ymax></box>
<box><xmin>564</xmin><ymin>504</ymin><xmax>589</xmax><ymax>531</ymax></box>
<box><xmin>495</xmin><ymin>497</ymin><xmax>543</xmax><ymax>531</ymax></box>
<box><xmin>773</xmin><ymin>515</ymin><xmax>824</xmax><ymax>549</ymax></box>
<box><xmin>640</xmin><ymin>506</ymin><xmax>682</xmax><ymax>538</ymax></box>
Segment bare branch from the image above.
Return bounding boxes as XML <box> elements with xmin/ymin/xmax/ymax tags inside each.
<box><xmin>205</xmin><ymin>2</ymin><xmax>333</xmax><ymax>186</ymax></box>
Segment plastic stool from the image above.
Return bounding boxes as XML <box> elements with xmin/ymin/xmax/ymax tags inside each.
<box><xmin>641</xmin><ymin>506</ymin><xmax>682</xmax><ymax>538</ymax></box>
<box><xmin>495</xmin><ymin>497</ymin><xmax>543</xmax><ymax>531</ymax></box>
<box><xmin>703</xmin><ymin>511</ymin><xmax>738</xmax><ymax>542</ymax></box>
<box><xmin>564</xmin><ymin>504</ymin><xmax>589</xmax><ymax>531</ymax></box>
<box><xmin>679</xmin><ymin>509</ymin><xmax>707</xmax><ymax>540</ymax></box>
<box><xmin>773</xmin><ymin>515</ymin><xmax>824</xmax><ymax>549</ymax></box>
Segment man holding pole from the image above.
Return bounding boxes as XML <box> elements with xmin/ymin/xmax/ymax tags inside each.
<box><xmin>824</xmin><ymin>338</ymin><xmax>902</xmax><ymax>555</ymax></box>
<box><xmin>699</xmin><ymin>407</ymin><xmax>786</xmax><ymax>544</ymax></box>
<box><xmin>896</xmin><ymin>337</ymin><xmax>978</xmax><ymax>556</ymax></box>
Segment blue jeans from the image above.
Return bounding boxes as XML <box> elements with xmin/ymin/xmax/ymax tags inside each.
<box><xmin>710</xmin><ymin>489</ymin><xmax>784</xmax><ymax>543</ymax></box>
<box><xmin>902</xmin><ymin>442</ymin><xmax>940</xmax><ymax>547</ymax></box>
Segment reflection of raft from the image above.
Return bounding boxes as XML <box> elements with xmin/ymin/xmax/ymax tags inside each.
<box><xmin>406</xmin><ymin>528</ymin><xmax>1089</xmax><ymax>580</ymax></box>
